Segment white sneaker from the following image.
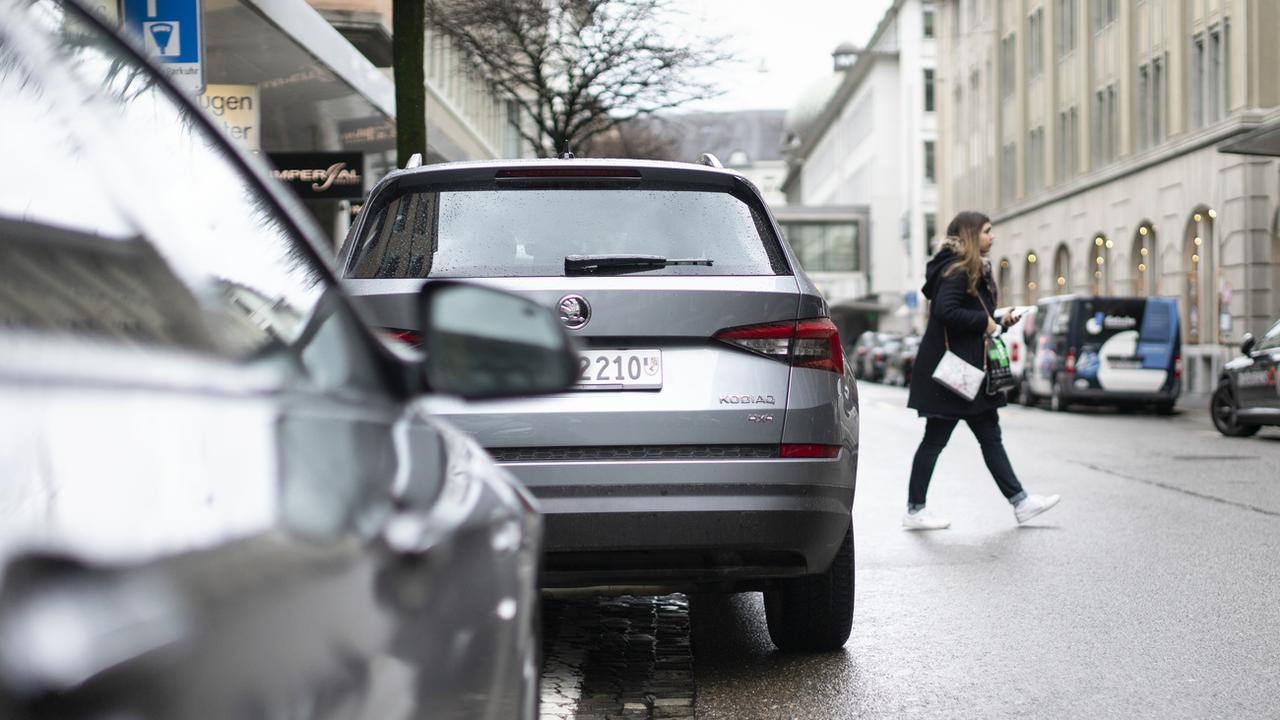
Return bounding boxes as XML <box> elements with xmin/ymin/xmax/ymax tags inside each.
<box><xmin>1014</xmin><ymin>494</ymin><xmax>1061</xmax><ymax>524</ymax></box>
<box><xmin>902</xmin><ymin>508</ymin><xmax>951</xmax><ymax>530</ymax></box>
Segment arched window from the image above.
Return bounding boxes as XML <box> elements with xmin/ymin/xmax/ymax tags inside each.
<box><xmin>1089</xmin><ymin>233</ymin><xmax>1112</xmax><ymax>294</ymax></box>
<box><xmin>1184</xmin><ymin>207</ymin><xmax>1215</xmax><ymax>344</ymax></box>
<box><xmin>1024</xmin><ymin>251</ymin><xmax>1040</xmax><ymax>304</ymax></box>
<box><xmin>1053</xmin><ymin>243</ymin><xmax>1071</xmax><ymax>292</ymax></box>
<box><xmin>1132</xmin><ymin>222</ymin><xmax>1156</xmax><ymax>296</ymax></box>
<box><xmin>997</xmin><ymin>257</ymin><xmax>1011</xmax><ymax>304</ymax></box>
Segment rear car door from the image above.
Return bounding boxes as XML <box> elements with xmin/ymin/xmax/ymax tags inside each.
<box><xmin>1238</xmin><ymin>320</ymin><xmax>1280</xmax><ymax>412</ymax></box>
<box><xmin>0</xmin><ymin>4</ymin><xmax>536</xmax><ymax>717</ymax></box>
<box><xmin>342</xmin><ymin>168</ymin><xmax>807</xmax><ymax>454</ymax></box>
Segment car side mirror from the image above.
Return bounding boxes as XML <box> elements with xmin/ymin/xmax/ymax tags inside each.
<box><xmin>418</xmin><ymin>281</ymin><xmax>576</xmax><ymax>399</ymax></box>
<box><xmin>1240</xmin><ymin>333</ymin><xmax>1255</xmax><ymax>356</ymax></box>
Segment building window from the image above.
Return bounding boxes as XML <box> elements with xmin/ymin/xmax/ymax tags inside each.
<box><xmin>1191</xmin><ymin>35</ymin><xmax>1204</xmax><ymax>129</ymax></box>
<box><xmin>1026</xmin><ymin>127</ymin><xmax>1044</xmax><ymax>194</ymax></box>
<box><xmin>1001</xmin><ymin>142</ymin><xmax>1017</xmax><ymax>204</ymax></box>
<box><xmin>1207</xmin><ymin>25</ymin><xmax>1224</xmax><ymax>123</ymax></box>
<box><xmin>1001</xmin><ymin>34</ymin><xmax>1017</xmax><ymax>99</ymax></box>
<box><xmin>1056</xmin><ymin>0</ymin><xmax>1077</xmax><ymax>58</ymax></box>
<box><xmin>924</xmin><ymin>212</ymin><xmax>937</xmax><ymax>255</ymax></box>
<box><xmin>1137</xmin><ymin>64</ymin><xmax>1150</xmax><ymax>151</ymax></box>
<box><xmin>1152</xmin><ymin>55</ymin><xmax>1166</xmax><ymax>143</ymax></box>
<box><xmin>1093</xmin><ymin>0</ymin><xmax>1117</xmax><ymax>32</ymax></box>
<box><xmin>782</xmin><ymin>221</ymin><xmax>860</xmax><ymax>272</ymax></box>
<box><xmin>923</xmin><ymin>8</ymin><xmax>935</xmax><ymax>38</ymax></box>
<box><xmin>924</xmin><ymin>140</ymin><xmax>936</xmax><ymax>183</ymax></box>
<box><xmin>924</xmin><ymin>68</ymin><xmax>935</xmax><ymax>112</ymax></box>
<box><xmin>1027</xmin><ymin>9</ymin><xmax>1044</xmax><ymax>79</ymax></box>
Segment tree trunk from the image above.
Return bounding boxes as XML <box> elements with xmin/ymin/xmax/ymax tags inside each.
<box><xmin>392</xmin><ymin>0</ymin><xmax>427</xmax><ymax>168</ymax></box>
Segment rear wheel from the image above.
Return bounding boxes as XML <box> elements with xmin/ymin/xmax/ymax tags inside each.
<box><xmin>764</xmin><ymin>525</ymin><xmax>854</xmax><ymax>652</ymax></box>
<box><xmin>1016</xmin><ymin>374</ymin><xmax>1036</xmax><ymax>406</ymax></box>
<box><xmin>1050</xmin><ymin>376</ymin><xmax>1071</xmax><ymax>413</ymax></box>
<box><xmin>1211</xmin><ymin>384</ymin><xmax>1259</xmax><ymax>437</ymax></box>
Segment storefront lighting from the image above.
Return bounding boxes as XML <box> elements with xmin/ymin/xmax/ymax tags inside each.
<box><xmin>1140</xmin><ymin>247</ymin><xmax>1148</xmax><ymax>256</ymax></box>
<box><xmin>1208</xmin><ymin>209</ymin><xmax>1217</xmax><ymax>219</ymax></box>
<box><xmin>1138</xmin><ymin>263</ymin><xmax>1146</xmax><ymax>272</ymax></box>
<box><xmin>1057</xmin><ymin>276</ymin><xmax>1066</xmax><ymax>286</ymax></box>
<box><xmin>1000</xmin><ymin>259</ymin><xmax>1009</xmax><ymax>268</ymax></box>
<box><xmin>1094</xmin><ymin>271</ymin><xmax>1102</xmax><ymax>278</ymax></box>
<box><xmin>1105</xmin><ymin>240</ymin><xmax>1114</xmax><ymax>249</ymax></box>
<box><xmin>1192</xmin><ymin>254</ymin><xmax>1200</xmax><ymax>263</ymax></box>
<box><xmin>1028</xmin><ymin>253</ymin><xmax>1037</xmax><ymax>263</ymax></box>
<box><xmin>1194</xmin><ymin>213</ymin><xmax>1202</xmax><ymax>223</ymax></box>
<box><xmin>1096</xmin><ymin>256</ymin><xmax>1105</xmax><ymax>265</ymax></box>
<box><xmin>1139</xmin><ymin>226</ymin><xmax>1149</xmax><ymax>236</ymax></box>
<box><xmin>1028</xmin><ymin>281</ymin><xmax>1038</xmax><ymax>289</ymax></box>
<box><xmin>1194</xmin><ymin>236</ymin><xmax>1202</xmax><ymax>246</ymax></box>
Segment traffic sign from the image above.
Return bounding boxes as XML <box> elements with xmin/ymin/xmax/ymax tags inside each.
<box><xmin>121</xmin><ymin>0</ymin><xmax>204</xmax><ymax>94</ymax></box>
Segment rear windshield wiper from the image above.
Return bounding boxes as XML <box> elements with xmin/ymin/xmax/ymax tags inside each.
<box><xmin>564</xmin><ymin>254</ymin><xmax>714</xmax><ymax>275</ymax></box>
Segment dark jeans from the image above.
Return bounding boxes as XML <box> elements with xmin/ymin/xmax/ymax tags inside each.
<box><xmin>907</xmin><ymin>410</ymin><xmax>1026</xmax><ymax>510</ymax></box>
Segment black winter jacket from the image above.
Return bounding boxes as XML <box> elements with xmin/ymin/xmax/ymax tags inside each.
<box><xmin>906</xmin><ymin>248</ymin><xmax>1007</xmax><ymax>418</ymax></box>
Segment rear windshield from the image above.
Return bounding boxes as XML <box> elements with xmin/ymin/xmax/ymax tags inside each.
<box><xmin>1076</xmin><ymin>298</ymin><xmax>1149</xmax><ymax>343</ymax></box>
<box><xmin>345</xmin><ymin>186</ymin><xmax>788</xmax><ymax>278</ymax></box>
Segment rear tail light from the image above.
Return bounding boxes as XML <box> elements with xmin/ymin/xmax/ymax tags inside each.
<box><xmin>1065</xmin><ymin>349</ymin><xmax>1076</xmax><ymax>374</ymax></box>
<box><xmin>379</xmin><ymin>327</ymin><xmax>422</xmax><ymax>347</ymax></box>
<box><xmin>780</xmin><ymin>443</ymin><xmax>841</xmax><ymax>459</ymax></box>
<box><xmin>1173</xmin><ymin>354</ymin><xmax>1183</xmax><ymax>379</ymax></box>
<box><xmin>714</xmin><ymin>318</ymin><xmax>844</xmax><ymax>374</ymax></box>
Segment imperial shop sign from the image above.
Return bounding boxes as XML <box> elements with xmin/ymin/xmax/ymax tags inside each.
<box><xmin>267</xmin><ymin>153</ymin><xmax>364</xmax><ymax>199</ymax></box>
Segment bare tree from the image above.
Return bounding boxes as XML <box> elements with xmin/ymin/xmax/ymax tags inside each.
<box><xmin>392</xmin><ymin>0</ymin><xmax>427</xmax><ymax>167</ymax></box>
<box><xmin>426</xmin><ymin>0</ymin><xmax>731</xmax><ymax>157</ymax></box>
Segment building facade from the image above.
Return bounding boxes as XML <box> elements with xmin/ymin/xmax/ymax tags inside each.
<box><xmin>782</xmin><ymin>0</ymin><xmax>940</xmax><ymax>334</ymax></box>
<box><xmin>937</xmin><ymin>0</ymin><xmax>1280</xmax><ymax>391</ymax></box>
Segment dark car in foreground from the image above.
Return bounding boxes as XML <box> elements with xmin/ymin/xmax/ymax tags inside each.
<box><xmin>1212</xmin><ymin>318</ymin><xmax>1280</xmax><ymax>437</ymax></box>
<box><xmin>0</xmin><ymin>2</ymin><xmax>576</xmax><ymax>717</ymax></box>
<box><xmin>340</xmin><ymin>158</ymin><xmax>859</xmax><ymax>651</ymax></box>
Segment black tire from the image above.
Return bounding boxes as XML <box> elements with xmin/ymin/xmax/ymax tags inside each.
<box><xmin>1211</xmin><ymin>384</ymin><xmax>1260</xmax><ymax>437</ymax></box>
<box><xmin>764</xmin><ymin>525</ymin><xmax>854</xmax><ymax>653</ymax></box>
<box><xmin>1050</xmin><ymin>376</ymin><xmax>1071</xmax><ymax>412</ymax></box>
<box><xmin>1017</xmin><ymin>375</ymin><xmax>1036</xmax><ymax>406</ymax></box>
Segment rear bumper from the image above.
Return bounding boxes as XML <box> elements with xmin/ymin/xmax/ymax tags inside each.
<box><xmin>1061</xmin><ymin>384</ymin><xmax>1180</xmax><ymax>404</ymax></box>
<box><xmin>499</xmin><ymin>451</ymin><xmax>856</xmax><ymax>590</ymax></box>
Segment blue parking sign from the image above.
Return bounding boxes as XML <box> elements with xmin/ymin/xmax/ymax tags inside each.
<box><xmin>122</xmin><ymin>0</ymin><xmax>204</xmax><ymax>93</ymax></box>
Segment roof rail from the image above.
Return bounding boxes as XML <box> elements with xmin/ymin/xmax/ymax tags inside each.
<box><xmin>405</xmin><ymin>153</ymin><xmax>423</xmax><ymax>169</ymax></box>
<box><xmin>698</xmin><ymin>153</ymin><xmax>723</xmax><ymax>168</ymax></box>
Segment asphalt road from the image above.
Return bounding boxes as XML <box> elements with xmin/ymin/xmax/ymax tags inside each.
<box><xmin>689</xmin><ymin>383</ymin><xmax>1280</xmax><ymax>719</ymax></box>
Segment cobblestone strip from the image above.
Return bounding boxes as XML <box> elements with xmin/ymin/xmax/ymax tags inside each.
<box><xmin>540</xmin><ymin>599</ymin><xmax>590</xmax><ymax>720</ymax></box>
<box><xmin>571</xmin><ymin>594</ymin><xmax>696</xmax><ymax>720</ymax></box>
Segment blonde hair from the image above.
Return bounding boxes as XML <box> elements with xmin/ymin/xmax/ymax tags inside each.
<box><xmin>941</xmin><ymin>211</ymin><xmax>990</xmax><ymax>297</ymax></box>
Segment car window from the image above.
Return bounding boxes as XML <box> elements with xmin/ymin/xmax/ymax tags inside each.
<box><xmin>1257</xmin><ymin>319</ymin><xmax>1280</xmax><ymax>352</ymax></box>
<box><xmin>0</xmin><ymin>1</ymin><xmax>325</xmax><ymax>358</ymax></box>
<box><xmin>346</xmin><ymin>186</ymin><xmax>788</xmax><ymax>278</ymax></box>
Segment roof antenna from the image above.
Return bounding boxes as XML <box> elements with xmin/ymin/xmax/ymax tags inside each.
<box><xmin>558</xmin><ymin>150</ymin><xmax>576</xmax><ymax>159</ymax></box>
<box><xmin>699</xmin><ymin>153</ymin><xmax>723</xmax><ymax>168</ymax></box>
<box><xmin>405</xmin><ymin>153</ymin><xmax>423</xmax><ymax>169</ymax></box>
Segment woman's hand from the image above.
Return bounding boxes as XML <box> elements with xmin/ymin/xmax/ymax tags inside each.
<box><xmin>986</xmin><ymin>317</ymin><xmax>999</xmax><ymax>336</ymax></box>
<box><xmin>1001</xmin><ymin>312</ymin><xmax>1021</xmax><ymax>328</ymax></box>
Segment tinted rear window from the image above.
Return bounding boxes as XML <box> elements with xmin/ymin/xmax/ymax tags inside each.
<box><xmin>345</xmin><ymin>186</ymin><xmax>788</xmax><ymax>278</ymax></box>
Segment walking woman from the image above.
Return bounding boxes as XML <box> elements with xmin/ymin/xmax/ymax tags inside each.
<box><xmin>903</xmin><ymin>211</ymin><xmax>1060</xmax><ymax>529</ymax></box>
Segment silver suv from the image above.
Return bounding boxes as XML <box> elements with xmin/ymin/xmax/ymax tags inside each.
<box><xmin>340</xmin><ymin>158</ymin><xmax>859</xmax><ymax>651</ymax></box>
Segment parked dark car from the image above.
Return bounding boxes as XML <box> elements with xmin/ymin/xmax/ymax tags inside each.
<box><xmin>883</xmin><ymin>335</ymin><xmax>921</xmax><ymax>387</ymax></box>
<box><xmin>1211</xmin><ymin>318</ymin><xmax>1280</xmax><ymax>437</ymax></box>
<box><xmin>339</xmin><ymin>157</ymin><xmax>859</xmax><ymax>652</ymax></box>
<box><xmin>852</xmin><ymin>331</ymin><xmax>901</xmax><ymax>383</ymax></box>
<box><xmin>1023</xmin><ymin>295</ymin><xmax>1181</xmax><ymax>413</ymax></box>
<box><xmin>0</xmin><ymin>2</ymin><xmax>575</xmax><ymax>718</ymax></box>
<box><xmin>850</xmin><ymin>330</ymin><xmax>879</xmax><ymax>379</ymax></box>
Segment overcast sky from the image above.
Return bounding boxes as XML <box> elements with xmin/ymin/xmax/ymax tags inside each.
<box><xmin>679</xmin><ymin>0</ymin><xmax>894</xmax><ymax>114</ymax></box>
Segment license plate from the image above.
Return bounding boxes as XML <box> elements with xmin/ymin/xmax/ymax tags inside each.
<box><xmin>575</xmin><ymin>349</ymin><xmax>662</xmax><ymax>389</ymax></box>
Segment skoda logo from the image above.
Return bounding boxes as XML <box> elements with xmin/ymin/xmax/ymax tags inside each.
<box><xmin>558</xmin><ymin>295</ymin><xmax>591</xmax><ymax>330</ymax></box>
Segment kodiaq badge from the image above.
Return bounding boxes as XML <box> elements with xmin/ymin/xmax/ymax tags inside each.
<box><xmin>558</xmin><ymin>295</ymin><xmax>590</xmax><ymax>330</ymax></box>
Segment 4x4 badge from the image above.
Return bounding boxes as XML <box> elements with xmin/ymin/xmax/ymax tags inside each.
<box><xmin>558</xmin><ymin>295</ymin><xmax>591</xmax><ymax>330</ymax></box>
